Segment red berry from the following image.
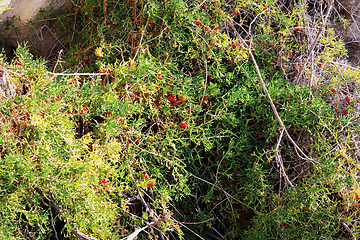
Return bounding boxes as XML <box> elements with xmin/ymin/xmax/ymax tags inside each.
<box><xmin>17</xmin><ymin>61</ymin><xmax>22</xmax><ymax>66</ymax></box>
<box><xmin>303</xmin><ymin>207</ymin><xmax>308</xmax><ymax>211</ymax></box>
<box><xmin>233</xmin><ymin>11</ymin><xmax>237</xmax><ymax>15</ymax></box>
<box><xmin>214</xmin><ymin>150</ymin><xmax>217</xmax><ymax>154</ymax></box>
<box><xmin>295</xmin><ymin>51</ymin><xmax>299</xmax><ymax>55</ymax></box>
<box><xmin>217</xmin><ymin>45</ymin><xmax>221</xmax><ymax>49</ymax></box>
<box><xmin>154</xmin><ymin>152</ymin><xmax>159</xmax><ymax>157</ymax></box>
<box><xmin>232</xmin><ymin>44</ymin><xmax>237</xmax><ymax>49</ymax></box>
<box><xmin>331</xmin><ymin>89</ymin><xmax>336</xmax><ymax>93</ymax></box>
<box><xmin>135</xmin><ymin>140</ymin><xmax>140</xmax><ymax>145</ymax></box>
<box><xmin>345</xmin><ymin>96</ymin><xmax>350</xmax><ymax>102</ymax></box>
<box><xmin>102</xmin><ymin>179</ymin><xmax>108</xmax><ymax>184</ymax></box>
<box><xmin>180</xmin><ymin>122</ymin><xmax>187</xmax><ymax>128</ymax></box>
<box><xmin>157</xmin><ymin>73</ymin><xmax>162</xmax><ymax>80</ymax></box>
<box><xmin>295</xmin><ymin>27</ymin><xmax>300</xmax><ymax>32</ymax></box>
<box><xmin>143</xmin><ymin>173</ymin><xmax>148</xmax><ymax>179</ymax></box>
<box><xmin>203</xmin><ymin>96</ymin><xmax>209</xmax><ymax>101</ymax></box>
<box><xmin>68</xmin><ymin>6</ymin><xmax>73</xmax><ymax>11</ymax></box>
<box><xmin>26</xmin><ymin>112</ymin><xmax>30</xmax><ymax>118</ymax></box>
<box><xmin>343</xmin><ymin>109</ymin><xmax>348</xmax><ymax>114</ymax></box>
<box><xmin>82</xmin><ymin>108</ymin><xmax>87</xmax><ymax>113</ymax></box>
<box><xmin>163</xmin><ymin>24</ymin><xmax>167</xmax><ymax>29</ymax></box>
<box><xmin>35</xmin><ymin>75</ymin><xmax>39</xmax><ymax>78</ymax></box>
<box><xmin>76</xmin><ymin>8</ymin><xmax>80</xmax><ymax>13</ymax></box>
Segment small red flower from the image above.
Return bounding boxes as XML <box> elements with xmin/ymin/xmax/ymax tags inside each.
<box><xmin>157</xmin><ymin>73</ymin><xmax>162</xmax><ymax>80</ymax></box>
<box><xmin>154</xmin><ymin>152</ymin><xmax>159</xmax><ymax>157</ymax></box>
<box><xmin>82</xmin><ymin>108</ymin><xmax>87</xmax><ymax>113</ymax></box>
<box><xmin>343</xmin><ymin>109</ymin><xmax>348</xmax><ymax>114</ymax></box>
<box><xmin>143</xmin><ymin>173</ymin><xmax>148</xmax><ymax>179</ymax></box>
<box><xmin>180</xmin><ymin>122</ymin><xmax>187</xmax><ymax>128</ymax></box>
<box><xmin>295</xmin><ymin>51</ymin><xmax>299</xmax><ymax>55</ymax></box>
<box><xmin>356</xmin><ymin>195</ymin><xmax>360</xmax><ymax>200</ymax></box>
<box><xmin>68</xmin><ymin>6</ymin><xmax>73</xmax><ymax>11</ymax></box>
<box><xmin>150</xmin><ymin>182</ymin><xmax>156</xmax><ymax>187</ymax></box>
<box><xmin>83</xmin><ymin>56</ymin><xmax>90</xmax><ymax>62</ymax></box>
<box><xmin>331</xmin><ymin>89</ymin><xmax>336</xmax><ymax>93</ymax></box>
<box><xmin>17</xmin><ymin>61</ymin><xmax>22</xmax><ymax>66</ymax></box>
<box><xmin>232</xmin><ymin>44</ymin><xmax>237</xmax><ymax>49</ymax></box>
<box><xmin>233</xmin><ymin>11</ymin><xmax>237</xmax><ymax>15</ymax></box>
<box><xmin>217</xmin><ymin>45</ymin><xmax>221</xmax><ymax>49</ymax></box>
<box><xmin>303</xmin><ymin>207</ymin><xmax>308</xmax><ymax>211</ymax></box>
<box><xmin>163</xmin><ymin>24</ymin><xmax>167</xmax><ymax>29</ymax></box>
<box><xmin>135</xmin><ymin>140</ymin><xmax>140</xmax><ymax>145</ymax></box>
<box><xmin>76</xmin><ymin>8</ymin><xmax>80</xmax><ymax>13</ymax></box>
<box><xmin>35</xmin><ymin>75</ymin><xmax>39</xmax><ymax>78</ymax></box>
<box><xmin>295</xmin><ymin>27</ymin><xmax>300</xmax><ymax>32</ymax></box>
<box><xmin>102</xmin><ymin>179</ymin><xmax>108</xmax><ymax>184</ymax></box>
<box><xmin>26</xmin><ymin>112</ymin><xmax>30</xmax><ymax>118</ymax></box>
<box><xmin>345</xmin><ymin>96</ymin><xmax>350</xmax><ymax>102</ymax></box>
<box><xmin>213</xmin><ymin>25</ymin><xmax>218</xmax><ymax>29</ymax></box>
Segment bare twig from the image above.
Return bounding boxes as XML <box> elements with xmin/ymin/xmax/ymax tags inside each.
<box><xmin>186</xmin><ymin>170</ymin><xmax>258</xmax><ymax>213</ymax></box>
<box><xmin>274</xmin><ymin>128</ymin><xmax>300</xmax><ymax>193</ymax></box>
<box><xmin>225</xmin><ymin>19</ymin><xmax>318</xmax><ymax>166</ymax></box>
<box><xmin>46</xmin><ymin>191</ymin><xmax>99</xmax><ymax>240</ymax></box>
<box><xmin>295</xmin><ymin>0</ymin><xmax>334</xmax><ymax>83</ymax></box>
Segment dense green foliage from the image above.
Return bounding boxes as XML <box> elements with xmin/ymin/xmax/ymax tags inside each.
<box><xmin>0</xmin><ymin>0</ymin><xmax>359</xmax><ymax>239</ymax></box>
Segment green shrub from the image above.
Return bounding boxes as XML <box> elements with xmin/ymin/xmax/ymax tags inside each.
<box><xmin>0</xmin><ymin>0</ymin><xmax>359</xmax><ymax>239</ymax></box>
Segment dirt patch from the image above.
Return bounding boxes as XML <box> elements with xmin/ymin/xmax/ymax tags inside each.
<box><xmin>0</xmin><ymin>1</ymin><xmax>67</xmax><ymax>61</ymax></box>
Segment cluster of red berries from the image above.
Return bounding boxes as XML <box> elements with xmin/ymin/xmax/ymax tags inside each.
<box><xmin>167</xmin><ymin>94</ymin><xmax>177</xmax><ymax>103</ymax></box>
<box><xmin>194</xmin><ymin>18</ymin><xmax>203</xmax><ymax>27</ymax></box>
<box><xmin>142</xmin><ymin>172</ymin><xmax>156</xmax><ymax>187</ymax></box>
